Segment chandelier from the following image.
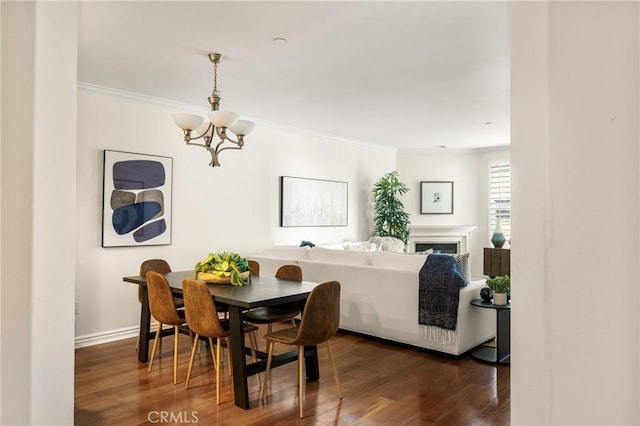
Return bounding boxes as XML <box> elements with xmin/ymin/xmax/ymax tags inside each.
<box><xmin>173</xmin><ymin>53</ymin><xmax>256</xmax><ymax>167</ymax></box>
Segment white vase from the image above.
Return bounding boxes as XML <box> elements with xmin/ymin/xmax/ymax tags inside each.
<box><xmin>493</xmin><ymin>292</ymin><xmax>508</xmax><ymax>305</ymax></box>
<box><xmin>491</xmin><ymin>220</ymin><xmax>506</xmax><ymax>248</ymax></box>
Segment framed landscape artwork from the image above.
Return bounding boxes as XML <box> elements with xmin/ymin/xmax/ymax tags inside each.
<box><xmin>280</xmin><ymin>176</ymin><xmax>348</xmax><ymax>227</ymax></box>
<box><xmin>102</xmin><ymin>150</ymin><xmax>173</xmax><ymax>247</ymax></box>
<box><xmin>420</xmin><ymin>181</ymin><xmax>454</xmax><ymax>214</ymax></box>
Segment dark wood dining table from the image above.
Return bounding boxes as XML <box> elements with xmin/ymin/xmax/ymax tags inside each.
<box><xmin>123</xmin><ymin>270</ymin><xmax>321</xmax><ymax>409</ymax></box>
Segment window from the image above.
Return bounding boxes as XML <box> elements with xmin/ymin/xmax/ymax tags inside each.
<box><xmin>489</xmin><ymin>162</ymin><xmax>511</xmax><ymax>243</ymax></box>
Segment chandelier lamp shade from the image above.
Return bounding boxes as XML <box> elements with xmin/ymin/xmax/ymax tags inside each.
<box><xmin>172</xmin><ymin>53</ymin><xmax>256</xmax><ymax>167</ymax></box>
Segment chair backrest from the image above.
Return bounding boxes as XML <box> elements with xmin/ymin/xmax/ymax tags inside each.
<box><xmin>140</xmin><ymin>259</ymin><xmax>172</xmax><ymax>275</ymax></box>
<box><xmin>276</xmin><ymin>264</ymin><xmax>302</xmax><ymax>282</ymax></box>
<box><xmin>248</xmin><ymin>260</ymin><xmax>260</xmax><ymax>277</ymax></box>
<box><xmin>139</xmin><ymin>259</ymin><xmax>172</xmax><ymax>303</ymax></box>
<box><xmin>182</xmin><ymin>279</ymin><xmax>227</xmax><ymax>338</ymax></box>
<box><xmin>294</xmin><ymin>281</ymin><xmax>341</xmax><ymax>346</ymax></box>
<box><xmin>146</xmin><ymin>271</ymin><xmax>182</xmax><ymax>325</ymax></box>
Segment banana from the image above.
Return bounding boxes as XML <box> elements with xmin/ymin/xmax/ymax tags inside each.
<box><xmin>198</xmin><ymin>271</ymin><xmax>224</xmax><ymax>281</ymax></box>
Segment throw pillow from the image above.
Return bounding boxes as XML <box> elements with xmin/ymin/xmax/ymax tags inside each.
<box><xmin>368</xmin><ymin>236</ymin><xmax>406</xmax><ymax>253</ymax></box>
<box><xmin>343</xmin><ymin>241</ymin><xmax>378</xmax><ymax>251</ymax></box>
<box><xmin>447</xmin><ymin>252</ymin><xmax>470</xmax><ymax>281</ymax></box>
<box><xmin>417</xmin><ymin>248</ymin><xmax>434</xmax><ymax>255</ymax></box>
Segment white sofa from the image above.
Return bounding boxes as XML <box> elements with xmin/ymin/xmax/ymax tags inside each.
<box><xmin>249</xmin><ymin>246</ymin><xmax>496</xmax><ymax>356</ymax></box>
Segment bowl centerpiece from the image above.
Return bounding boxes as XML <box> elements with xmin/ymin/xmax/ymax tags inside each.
<box><xmin>194</xmin><ymin>251</ymin><xmax>251</xmax><ymax>286</ymax></box>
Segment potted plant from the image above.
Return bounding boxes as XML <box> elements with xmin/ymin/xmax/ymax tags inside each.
<box><xmin>486</xmin><ymin>274</ymin><xmax>510</xmax><ymax>305</ymax></box>
<box><xmin>370</xmin><ymin>171</ymin><xmax>411</xmax><ymax>245</ymax></box>
<box><xmin>194</xmin><ymin>251</ymin><xmax>251</xmax><ymax>286</ymax></box>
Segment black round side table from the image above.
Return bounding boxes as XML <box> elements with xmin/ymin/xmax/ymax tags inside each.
<box><xmin>470</xmin><ymin>299</ymin><xmax>510</xmax><ymax>365</ymax></box>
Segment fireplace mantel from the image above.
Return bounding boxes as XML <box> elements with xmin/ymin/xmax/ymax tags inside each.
<box><xmin>407</xmin><ymin>225</ymin><xmax>477</xmax><ymax>254</ymax></box>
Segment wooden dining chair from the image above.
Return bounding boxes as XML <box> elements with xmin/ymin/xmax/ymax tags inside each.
<box><xmin>137</xmin><ymin>259</ymin><xmax>182</xmax><ymax>352</ymax></box>
<box><xmin>243</xmin><ymin>265</ymin><xmax>303</xmax><ymax>347</ymax></box>
<box><xmin>261</xmin><ymin>281</ymin><xmax>343</xmax><ymax>418</ymax></box>
<box><xmin>248</xmin><ymin>260</ymin><xmax>260</xmax><ymax>276</ymax></box>
<box><xmin>182</xmin><ymin>278</ymin><xmax>260</xmax><ymax>404</ymax></box>
<box><xmin>146</xmin><ymin>271</ymin><xmax>188</xmax><ymax>385</ymax></box>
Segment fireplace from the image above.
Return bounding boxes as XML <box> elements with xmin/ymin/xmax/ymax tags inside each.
<box><xmin>415</xmin><ymin>242</ymin><xmax>458</xmax><ymax>254</ymax></box>
<box><xmin>407</xmin><ymin>225</ymin><xmax>477</xmax><ymax>254</ymax></box>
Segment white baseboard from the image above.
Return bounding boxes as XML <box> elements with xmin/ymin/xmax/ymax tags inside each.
<box><xmin>75</xmin><ymin>326</ymin><xmax>139</xmax><ymax>349</ymax></box>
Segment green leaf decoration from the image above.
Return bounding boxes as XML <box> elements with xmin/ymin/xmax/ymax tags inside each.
<box><xmin>193</xmin><ymin>251</ymin><xmax>251</xmax><ymax>286</ymax></box>
<box><xmin>486</xmin><ymin>275</ymin><xmax>510</xmax><ymax>293</ymax></box>
<box><xmin>370</xmin><ymin>171</ymin><xmax>411</xmax><ymax>244</ymax></box>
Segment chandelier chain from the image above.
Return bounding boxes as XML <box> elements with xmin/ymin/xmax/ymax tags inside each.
<box><xmin>212</xmin><ymin>60</ymin><xmax>219</xmax><ymax>98</ymax></box>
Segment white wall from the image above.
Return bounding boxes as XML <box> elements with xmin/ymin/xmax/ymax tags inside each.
<box><xmin>75</xmin><ymin>86</ymin><xmax>395</xmax><ymax>339</ymax></box>
<box><xmin>0</xmin><ymin>3</ymin><xmax>33</xmax><ymax>423</ymax></box>
<box><xmin>397</xmin><ymin>147</ymin><xmax>510</xmax><ymax>278</ymax></box>
<box><xmin>511</xmin><ymin>2</ymin><xmax>639</xmax><ymax>425</ymax></box>
<box><xmin>1</xmin><ymin>2</ymin><xmax>77</xmax><ymax>425</ymax></box>
<box><xmin>0</xmin><ymin>3</ymin><xmax>3</xmax><ymax>421</ymax></box>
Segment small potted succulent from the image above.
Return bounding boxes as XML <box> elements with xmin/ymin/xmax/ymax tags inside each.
<box><xmin>194</xmin><ymin>251</ymin><xmax>251</xmax><ymax>286</ymax></box>
<box><xmin>486</xmin><ymin>275</ymin><xmax>510</xmax><ymax>305</ymax></box>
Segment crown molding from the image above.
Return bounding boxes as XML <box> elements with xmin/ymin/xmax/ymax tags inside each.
<box><xmin>77</xmin><ymin>81</ymin><xmax>396</xmax><ymax>152</ymax></box>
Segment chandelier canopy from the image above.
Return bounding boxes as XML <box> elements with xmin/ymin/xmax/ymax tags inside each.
<box><xmin>173</xmin><ymin>53</ymin><xmax>256</xmax><ymax>167</ymax></box>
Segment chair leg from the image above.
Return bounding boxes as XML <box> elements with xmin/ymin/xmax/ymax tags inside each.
<box><xmin>135</xmin><ymin>335</ymin><xmax>140</xmax><ymax>351</ymax></box>
<box><xmin>215</xmin><ymin>337</ymin><xmax>222</xmax><ymax>405</ymax></box>
<box><xmin>326</xmin><ymin>339</ymin><xmax>343</xmax><ymax>398</ymax></box>
<box><xmin>208</xmin><ymin>337</ymin><xmax>217</xmax><ymax>371</ymax></box>
<box><xmin>248</xmin><ymin>331</ymin><xmax>261</xmax><ymax>387</ymax></box>
<box><xmin>173</xmin><ymin>325</ymin><xmax>179</xmax><ymax>385</ymax></box>
<box><xmin>148</xmin><ymin>322</ymin><xmax>163</xmax><ymax>372</ymax></box>
<box><xmin>261</xmin><ymin>340</ymin><xmax>275</xmax><ymax>400</ymax></box>
<box><xmin>185</xmin><ymin>333</ymin><xmax>200</xmax><ymax>389</ymax></box>
<box><xmin>265</xmin><ymin>323</ymin><xmax>273</xmax><ymax>352</ymax></box>
<box><xmin>226</xmin><ymin>337</ymin><xmax>232</xmax><ymax>377</ymax></box>
<box><xmin>190</xmin><ymin>330</ymin><xmax>202</xmax><ymax>354</ymax></box>
<box><xmin>298</xmin><ymin>345</ymin><xmax>304</xmax><ymax>418</ymax></box>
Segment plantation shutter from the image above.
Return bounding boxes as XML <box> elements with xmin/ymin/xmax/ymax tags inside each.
<box><xmin>489</xmin><ymin>162</ymin><xmax>511</xmax><ymax>243</ymax></box>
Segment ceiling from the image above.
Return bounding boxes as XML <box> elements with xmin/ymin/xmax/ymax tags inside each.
<box><xmin>78</xmin><ymin>1</ymin><xmax>510</xmax><ymax>152</ymax></box>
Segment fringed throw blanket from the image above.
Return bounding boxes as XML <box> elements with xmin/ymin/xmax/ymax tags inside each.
<box><xmin>418</xmin><ymin>254</ymin><xmax>468</xmax><ymax>345</ymax></box>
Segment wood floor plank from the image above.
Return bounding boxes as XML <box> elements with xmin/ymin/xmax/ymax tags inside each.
<box><xmin>75</xmin><ymin>326</ymin><xmax>510</xmax><ymax>425</ymax></box>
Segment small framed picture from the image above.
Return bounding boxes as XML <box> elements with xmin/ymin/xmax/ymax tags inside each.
<box><xmin>420</xmin><ymin>181</ymin><xmax>453</xmax><ymax>214</ymax></box>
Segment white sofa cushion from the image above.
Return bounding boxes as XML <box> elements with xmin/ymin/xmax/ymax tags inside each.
<box><xmin>343</xmin><ymin>241</ymin><xmax>379</xmax><ymax>251</ymax></box>
<box><xmin>262</xmin><ymin>245</ymin><xmax>310</xmax><ymax>260</ymax></box>
<box><xmin>370</xmin><ymin>251</ymin><xmax>429</xmax><ymax>272</ymax></box>
<box><xmin>307</xmin><ymin>247</ymin><xmax>371</xmax><ymax>265</ymax></box>
<box><xmin>315</xmin><ymin>242</ymin><xmax>345</xmax><ymax>250</ymax></box>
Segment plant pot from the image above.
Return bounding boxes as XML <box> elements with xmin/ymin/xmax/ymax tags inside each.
<box><xmin>198</xmin><ymin>270</ymin><xmax>250</xmax><ymax>284</ymax></box>
<box><xmin>493</xmin><ymin>292</ymin><xmax>508</xmax><ymax>305</ymax></box>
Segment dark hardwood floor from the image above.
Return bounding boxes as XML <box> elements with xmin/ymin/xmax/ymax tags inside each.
<box><xmin>75</xmin><ymin>326</ymin><xmax>510</xmax><ymax>425</ymax></box>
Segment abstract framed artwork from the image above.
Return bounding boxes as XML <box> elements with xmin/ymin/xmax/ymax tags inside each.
<box><xmin>102</xmin><ymin>150</ymin><xmax>173</xmax><ymax>247</ymax></box>
<box><xmin>280</xmin><ymin>176</ymin><xmax>348</xmax><ymax>227</ymax></box>
<box><xmin>420</xmin><ymin>181</ymin><xmax>454</xmax><ymax>214</ymax></box>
